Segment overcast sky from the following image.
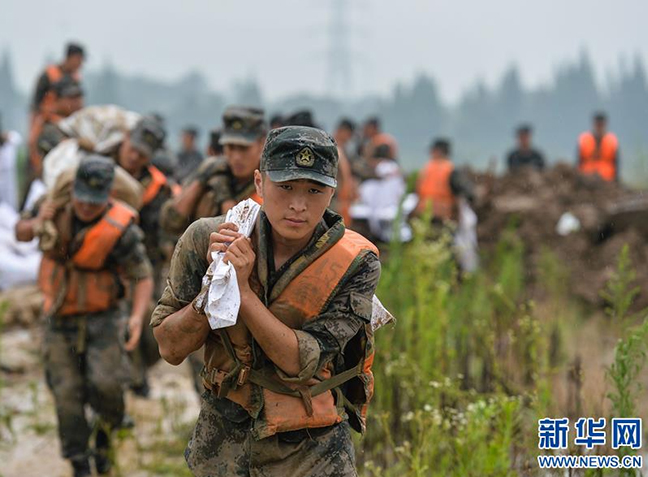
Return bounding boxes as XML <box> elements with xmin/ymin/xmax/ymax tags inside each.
<box><xmin>1</xmin><ymin>0</ymin><xmax>646</xmax><ymax>102</ymax></box>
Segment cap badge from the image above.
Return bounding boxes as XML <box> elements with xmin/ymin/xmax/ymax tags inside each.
<box><xmin>232</xmin><ymin>121</ymin><xmax>243</xmax><ymax>130</ymax></box>
<box><xmin>296</xmin><ymin>147</ymin><xmax>315</xmax><ymax>167</ymax></box>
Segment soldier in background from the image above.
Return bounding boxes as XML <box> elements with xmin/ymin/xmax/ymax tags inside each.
<box><xmin>15</xmin><ymin>156</ymin><xmax>153</xmax><ymax>477</ymax></box>
<box><xmin>28</xmin><ymin>42</ymin><xmax>85</xmax><ymax>179</ymax></box>
<box><xmin>176</xmin><ymin>126</ymin><xmax>204</xmax><ymax>183</ymax></box>
<box><xmin>506</xmin><ymin>124</ymin><xmax>545</xmax><ymax>173</ymax></box>
<box><xmin>160</xmin><ymin>106</ymin><xmax>266</xmax><ymax>238</ymax></box>
<box><xmin>115</xmin><ymin>118</ymin><xmax>172</xmax><ymax>396</ymax></box>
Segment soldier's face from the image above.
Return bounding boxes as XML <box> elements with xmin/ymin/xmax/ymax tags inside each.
<box><xmin>224</xmin><ymin>140</ymin><xmax>263</xmax><ymax>180</ymax></box>
<box><xmin>66</xmin><ymin>54</ymin><xmax>84</xmax><ymax>72</ymax></box>
<box><xmin>118</xmin><ymin>136</ymin><xmax>150</xmax><ymax>176</ymax></box>
<box><xmin>72</xmin><ymin>198</ymin><xmax>108</xmax><ymax>223</ymax></box>
<box><xmin>256</xmin><ymin>171</ymin><xmax>334</xmax><ymax>242</ymax></box>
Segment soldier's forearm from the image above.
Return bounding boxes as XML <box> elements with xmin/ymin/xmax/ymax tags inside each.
<box><xmin>131</xmin><ymin>277</ymin><xmax>154</xmax><ymax>322</ymax></box>
<box><xmin>154</xmin><ymin>304</ymin><xmax>210</xmax><ymax>365</ymax></box>
<box><xmin>239</xmin><ymin>288</ymin><xmax>301</xmax><ymax>377</ymax></box>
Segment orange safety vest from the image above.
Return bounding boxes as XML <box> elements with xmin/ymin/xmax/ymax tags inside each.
<box><xmin>40</xmin><ymin>65</ymin><xmax>64</xmax><ymax>118</ymax></box>
<box><xmin>38</xmin><ymin>202</ymin><xmax>137</xmax><ymax>317</ymax></box>
<box><xmin>29</xmin><ymin>66</ymin><xmax>80</xmax><ymax>174</ymax></box>
<box><xmin>141</xmin><ymin>165</ymin><xmax>168</xmax><ymax>206</ymax></box>
<box><xmin>202</xmin><ymin>229</ymin><xmax>378</xmax><ymax>439</ymax></box>
<box><xmin>578</xmin><ymin>132</ymin><xmax>618</xmax><ymax>181</ymax></box>
<box><xmin>249</xmin><ymin>191</ymin><xmax>262</xmax><ymax>205</ymax></box>
<box><xmin>417</xmin><ymin>158</ymin><xmax>456</xmax><ymax>220</ymax></box>
<box><xmin>40</xmin><ymin>65</ymin><xmax>81</xmax><ymax>117</ymax></box>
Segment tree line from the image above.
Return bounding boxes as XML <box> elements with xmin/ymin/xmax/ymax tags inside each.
<box><xmin>1</xmin><ymin>49</ymin><xmax>646</xmax><ymax>178</ymax></box>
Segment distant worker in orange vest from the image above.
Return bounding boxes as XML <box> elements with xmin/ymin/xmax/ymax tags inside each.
<box><xmin>15</xmin><ymin>156</ymin><xmax>153</xmax><ymax>477</ymax></box>
<box><xmin>415</xmin><ymin>138</ymin><xmax>474</xmax><ymax>221</ymax></box>
<box><xmin>28</xmin><ymin>42</ymin><xmax>85</xmax><ymax>178</ymax></box>
<box><xmin>577</xmin><ymin>112</ymin><xmax>620</xmax><ymax>182</ymax></box>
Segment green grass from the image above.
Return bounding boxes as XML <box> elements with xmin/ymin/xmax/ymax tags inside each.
<box><xmin>359</xmin><ymin>217</ymin><xmax>644</xmax><ymax>476</ymax></box>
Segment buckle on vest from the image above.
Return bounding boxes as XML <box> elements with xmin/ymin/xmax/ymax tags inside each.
<box><xmin>206</xmin><ymin>368</ymin><xmax>229</xmax><ymax>386</ymax></box>
<box><xmin>237</xmin><ymin>365</ymin><xmax>251</xmax><ymax>386</ymax></box>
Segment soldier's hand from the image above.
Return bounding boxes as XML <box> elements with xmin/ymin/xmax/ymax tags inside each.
<box><xmin>206</xmin><ymin>222</ymin><xmax>243</xmax><ymax>263</ymax></box>
<box><xmin>125</xmin><ymin>315</ymin><xmax>144</xmax><ymax>352</ymax></box>
<box><xmin>224</xmin><ymin>237</ymin><xmax>256</xmax><ymax>290</ymax></box>
<box><xmin>37</xmin><ymin>199</ymin><xmax>57</xmax><ymax>221</ymax></box>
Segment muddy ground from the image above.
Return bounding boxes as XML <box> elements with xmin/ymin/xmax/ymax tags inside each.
<box><xmin>0</xmin><ymin>326</ymin><xmax>200</xmax><ymax>477</ymax></box>
<box><xmin>0</xmin><ymin>308</ymin><xmax>627</xmax><ymax>477</ymax></box>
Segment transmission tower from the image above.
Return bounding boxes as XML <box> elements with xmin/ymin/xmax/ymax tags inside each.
<box><xmin>326</xmin><ymin>0</ymin><xmax>354</xmax><ymax>98</ymax></box>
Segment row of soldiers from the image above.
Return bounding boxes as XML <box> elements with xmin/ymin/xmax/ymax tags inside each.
<box><xmin>17</xmin><ymin>102</ymin><xmax>383</xmax><ymax>476</ymax></box>
<box><xmin>17</xmin><ymin>42</ymin><xmax>622</xmax><ymax>477</ymax></box>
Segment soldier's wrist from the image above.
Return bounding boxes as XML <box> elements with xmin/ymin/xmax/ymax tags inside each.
<box><xmin>190</xmin><ymin>294</ymin><xmax>207</xmax><ymax>316</ymax></box>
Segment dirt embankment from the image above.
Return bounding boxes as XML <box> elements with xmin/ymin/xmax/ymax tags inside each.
<box><xmin>471</xmin><ymin>163</ymin><xmax>648</xmax><ymax>310</ymax></box>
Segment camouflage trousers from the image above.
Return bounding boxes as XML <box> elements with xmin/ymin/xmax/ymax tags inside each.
<box><xmin>185</xmin><ymin>392</ymin><xmax>358</xmax><ymax>477</ymax></box>
<box><xmin>44</xmin><ymin>308</ymin><xmax>129</xmax><ymax>461</ymax></box>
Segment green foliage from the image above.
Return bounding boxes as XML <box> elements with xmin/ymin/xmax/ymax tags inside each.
<box><xmin>360</xmin><ymin>217</ymin><xmax>555</xmax><ymax>476</ymax></box>
<box><xmin>607</xmin><ymin>318</ymin><xmax>648</xmax><ymax>420</ymax></box>
<box><xmin>602</xmin><ymin>249</ymin><xmax>647</xmax><ymax>477</ymax></box>
<box><xmin>600</xmin><ymin>245</ymin><xmax>641</xmax><ymax>322</ymax></box>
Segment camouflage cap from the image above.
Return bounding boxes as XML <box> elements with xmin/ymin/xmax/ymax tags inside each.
<box><xmin>220</xmin><ymin>106</ymin><xmax>266</xmax><ymax>146</ymax></box>
<box><xmin>73</xmin><ymin>155</ymin><xmax>115</xmax><ymax>204</ymax></box>
<box><xmin>130</xmin><ymin>117</ymin><xmax>165</xmax><ymax>158</ymax></box>
<box><xmin>260</xmin><ymin>126</ymin><xmax>338</xmax><ymax>188</ymax></box>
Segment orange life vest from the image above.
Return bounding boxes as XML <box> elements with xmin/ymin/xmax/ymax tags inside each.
<box><xmin>141</xmin><ymin>165</ymin><xmax>168</xmax><ymax>206</ymax></box>
<box><xmin>40</xmin><ymin>65</ymin><xmax>64</xmax><ymax>118</ymax></box>
<box><xmin>40</xmin><ymin>65</ymin><xmax>80</xmax><ymax>117</ymax></box>
<box><xmin>29</xmin><ymin>65</ymin><xmax>80</xmax><ymax>175</ymax></box>
<box><xmin>202</xmin><ymin>229</ymin><xmax>378</xmax><ymax>439</ymax></box>
<box><xmin>249</xmin><ymin>191</ymin><xmax>262</xmax><ymax>205</ymax></box>
<box><xmin>417</xmin><ymin>158</ymin><xmax>456</xmax><ymax>220</ymax></box>
<box><xmin>38</xmin><ymin>202</ymin><xmax>137</xmax><ymax>317</ymax></box>
<box><xmin>578</xmin><ymin>132</ymin><xmax>618</xmax><ymax>181</ymax></box>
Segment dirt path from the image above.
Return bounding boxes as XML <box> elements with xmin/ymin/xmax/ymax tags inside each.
<box><xmin>0</xmin><ymin>327</ymin><xmax>200</xmax><ymax>477</ymax></box>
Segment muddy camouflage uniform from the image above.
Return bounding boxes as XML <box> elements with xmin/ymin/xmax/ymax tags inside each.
<box><xmin>160</xmin><ymin>155</ymin><xmax>257</xmax><ymax>238</ymax></box>
<box><xmin>121</xmin><ymin>118</ymin><xmax>172</xmax><ymax>393</ymax></box>
<box><xmin>159</xmin><ymin>106</ymin><xmax>266</xmax><ymax>240</ymax></box>
<box><xmin>44</xmin><ymin>206</ymin><xmax>152</xmax><ymax>462</ymax></box>
<box><xmin>151</xmin><ymin>207</ymin><xmax>380</xmax><ymax>476</ymax></box>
